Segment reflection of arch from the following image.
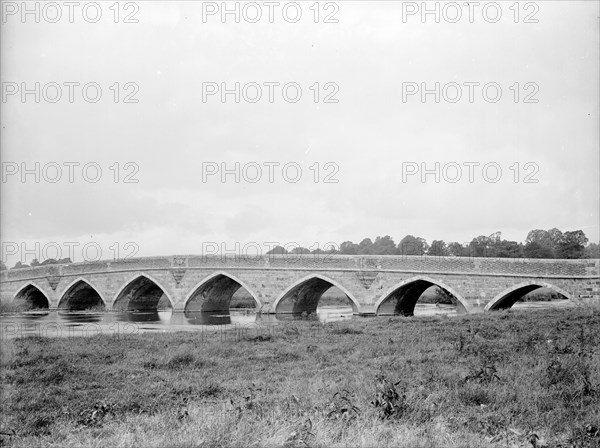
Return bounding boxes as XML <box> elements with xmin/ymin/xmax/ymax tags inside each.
<box><xmin>375</xmin><ymin>276</ymin><xmax>470</xmax><ymax>315</ymax></box>
<box><xmin>273</xmin><ymin>274</ymin><xmax>360</xmax><ymax>314</ymax></box>
<box><xmin>184</xmin><ymin>271</ymin><xmax>261</xmax><ymax>312</ymax></box>
<box><xmin>485</xmin><ymin>281</ymin><xmax>573</xmax><ymax>311</ymax></box>
<box><xmin>57</xmin><ymin>278</ymin><xmax>106</xmax><ymax>310</ymax></box>
<box><xmin>112</xmin><ymin>273</ymin><xmax>174</xmax><ymax>311</ymax></box>
<box><xmin>12</xmin><ymin>283</ymin><xmax>50</xmax><ymax>309</ymax></box>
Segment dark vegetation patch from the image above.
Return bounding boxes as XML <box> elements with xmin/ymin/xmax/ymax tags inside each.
<box><xmin>330</xmin><ymin>327</ymin><xmax>363</xmax><ymax>335</ymax></box>
<box><xmin>245</xmin><ymin>334</ymin><xmax>273</xmax><ymax>342</ymax></box>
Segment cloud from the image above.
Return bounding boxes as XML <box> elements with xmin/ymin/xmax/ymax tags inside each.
<box><xmin>2</xmin><ymin>1</ymin><xmax>598</xmax><ymax>261</ymax></box>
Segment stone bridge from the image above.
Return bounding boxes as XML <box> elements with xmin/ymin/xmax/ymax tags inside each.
<box><xmin>0</xmin><ymin>255</ymin><xmax>598</xmax><ymax>315</ymax></box>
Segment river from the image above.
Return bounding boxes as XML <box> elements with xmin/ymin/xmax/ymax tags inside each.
<box><xmin>0</xmin><ymin>301</ymin><xmax>573</xmax><ymax>339</ymax></box>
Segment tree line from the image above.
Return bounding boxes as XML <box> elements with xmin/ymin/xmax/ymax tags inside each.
<box><xmin>1</xmin><ymin>257</ymin><xmax>72</xmax><ymax>271</ymax></box>
<box><xmin>1</xmin><ymin>227</ymin><xmax>598</xmax><ymax>270</ymax></box>
<box><xmin>266</xmin><ymin>228</ymin><xmax>599</xmax><ymax>260</ymax></box>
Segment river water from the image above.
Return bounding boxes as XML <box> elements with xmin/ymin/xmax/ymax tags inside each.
<box><xmin>0</xmin><ymin>302</ymin><xmax>572</xmax><ymax>339</ymax></box>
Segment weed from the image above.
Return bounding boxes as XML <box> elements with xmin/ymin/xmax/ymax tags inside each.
<box><xmin>331</xmin><ymin>327</ymin><xmax>363</xmax><ymax>335</ymax></box>
<box><xmin>453</xmin><ymin>331</ymin><xmax>467</xmax><ymax>353</ymax></box>
<box><xmin>284</xmin><ymin>418</ymin><xmax>314</xmax><ymax>448</ymax></box>
<box><xmin>77</xmin><ymin>400</ymin><xmax>116</xmax><ymax>427</ymax></box>
<box><xmin>325</xmin><ymin>390</ymin><xmax>361</xmax><ymax>421</ymax></box>
<box><xmin>165</xmin><ymin>352</ymin><xmax>195</xmax><ymax>369</ymax></box>
<box><xmin>465</xmin><ymin>362</ymin><xmax>501</xmax><ymax>384</ymax></box>
<box><xmin>458</xmin><ymin>383</ymin><xmax>493</xmax><ymax>406</ymax></box>
<box><xmin>246</xmin><ymin>334</ymin><xmax>273</xmax><ymax>342</ymax></box>
<box><xmin>371</xmin><ymin>375</ymin><xmax>407</xmax><ymax>421</ymax></box>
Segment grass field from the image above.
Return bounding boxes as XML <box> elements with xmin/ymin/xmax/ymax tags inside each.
<box><xmin>1</xmin><ymin>307</ymin><xmax>599</xmax><ymax>447</ymax></box>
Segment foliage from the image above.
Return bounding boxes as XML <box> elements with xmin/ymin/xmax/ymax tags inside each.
<box><xmin>584</xmin><ymin>242</ymin><xmax>600</xmax><ymax>259</ymax></box>
<box><xmin>265</xmin><ymin>245</ymin><xmax>288</xmax><ymax>255</ymax></box>
<box><xmin>5</xmin><ymin>229</ymin><xmax>597</xmax><ymax>268</ymax></box>
<box><xmin>10</xmin><ymin>258</ymin><xmax>72</xmax><ymax>269</ymax></box>
<box><xmin>371</xmin><ymin>375</ymin><xmax>408</xmax><ymax>420</ymax></box>
<box><xmin>282</xmin><ymin>228</ymin><xmax>594</xmax><ymax>260</ymax></box>
<box><xmin>428</xmin><ymin>240</ymin><xmax>448</xmax><ymax>256</ymax></box>
<box><xmin>398</xmin><ymin>235</ymin><xmax>429</xmax><ymax>255</ymax></box>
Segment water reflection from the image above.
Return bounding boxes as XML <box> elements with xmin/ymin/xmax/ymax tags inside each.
<box><xmin>58</xmin><ymin>312</ymin><xmax>104</xmax><ymax>324</ymax></box>
<box><xmin>115</xmin><ymin>310</ymin><xmax>173</xmax><ymax>325</ymax></box>
<box><xmin>276</xmin><ymin>306</ymin><xmax>354</xmax><ymax>324</ymax></box>
<box><xmin>0</xmin><ymin>302</ymin><xmax>574</xmax><ymax>339</ymax></box>
<box><xmin>413</xmin><ymin>303</ymin><xmax>457</xmax><ymax>316</ymax></box>
<box><xmin>513</xmin><ymin>299</ymin><xmax>572</xmax><ymax>310</ymax></box>
<box><xmin>185</xmin><ymin>311</ymin><xmax>231</xmax><ymax>326</ymax></box>
<box><xmin>184</xmin><ymin>310</ymin><xmax>257</xmax><ymax>326</ymax></box>
<box><xmin>18</xmin><ymin>311</ymin><xmax>50</xmax><ymax>321</ymax></box>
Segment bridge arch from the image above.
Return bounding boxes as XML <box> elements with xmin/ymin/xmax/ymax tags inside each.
<box><xmin>485</xmin><ymin>281</ymin><xmax>574</xmax><ymax>311</ymax></box>
<box><xmin>273</xmin><ymin>274</ymin><xmax>360</xmax><ymax>314</ymax></box>
<box><xmin>375</xmin><ymin>275</ymin><xmax>470</xmax><ymax>315</ymax></box>
<box><xmin>12</xmin><ymin>283</ymin><xmax>50</xmax><ymax>310</ymax></box>
<box><xmin>57</xmin><ymin>278</ymin><xmax>106</xmax><ymax>311</ymax></box>
<box><xmin>184</xmin><ymin>271</ymin><xmax>262</xmax><ymax>312</ymax></box>
<box><xmin>112</xmin><ymin>273</ymin><xmax>174</xmax><ymax>311</ymax></box>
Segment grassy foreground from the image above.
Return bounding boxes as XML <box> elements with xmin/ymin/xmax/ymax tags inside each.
<box><xmin>1</xmin><ymin>308</ymin><xmax>599</xmax><ymax>448</ymax></box>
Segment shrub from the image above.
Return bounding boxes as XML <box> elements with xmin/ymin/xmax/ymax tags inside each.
<box><xmin>371</xmin><ymin>375</ymin><xmax>408</xmax><ymax>420</ymax></box>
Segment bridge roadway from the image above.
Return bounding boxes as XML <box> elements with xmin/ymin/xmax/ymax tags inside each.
<box><xmin>0</xmin><ymin>255</ymin><xmax>598</xmax><ymax>315</ymax></box>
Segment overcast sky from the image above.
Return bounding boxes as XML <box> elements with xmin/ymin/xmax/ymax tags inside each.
<box><xmin>1</xmin><ymin>1</ymin><xmax>598</xmax><ymax>264</ymax></box>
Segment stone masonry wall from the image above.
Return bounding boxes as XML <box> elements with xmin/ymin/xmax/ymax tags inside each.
<box><xmin>1</xmin><ymin>255</ymin><xmax>598</xmax><ymax>314</ymax></box>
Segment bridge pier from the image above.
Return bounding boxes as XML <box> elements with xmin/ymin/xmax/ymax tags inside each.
<box><xmin>465</xmin><ymin>303</ymin><xmax>486</xmax><ymax>313</ymax></box>
<box><xmin>356</xmin><ymin>304</ymin><xmax>377</xmax><ymax>315</ymax></box>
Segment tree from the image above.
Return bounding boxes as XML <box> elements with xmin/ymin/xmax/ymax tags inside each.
<box><xmin>477</xmin><ymin>232</ymin><xmax>523</xmax><ymax>258</ymax></box>
<box><xmin>339</xmin><ymin>241</ymin><xmax>359</xmax><ymax>255</ymax></box>
<box><xmin>555</xmin><ymin>230</ymin><xmax>588</xmax><ymax>259</ymax></box>
<box><xmin>266</xmin><ymin>246</ymin><xmax>287</xmax><ymax>255</ymax></box>
<box><xmin>447</xmin><ymin>242</ymin><xmax>465</xmax><ymax>257</ymax></box>
<box><xmin>373</xmin><ymin>236</ymin><xmax>398</xmax><ymax>255</ymax></box>
<box><xmin>488</xmin><ymin>231</ymin><xmax>502</xmax><ymax>244</ymax></box>
<box><xmin>523</xmin><ymin>241</ymin><xmax>554</xmax><ymax>259</ymax></box>
<box><xmin>428</xmin><ymin>240</ymin><xmax>448</xmax><ymax>257</ymax></box>
<box><xmin>290</xmin><ymin>247</ymin><xmax>311</xmax><ymax>255</ymax></box>
<box><xmin>526</xmin><ymin>229</ymin><xmax>551</xmax><ymax>245</ymax></box>
<box><xmin>358</xmin><ymin>238</ymin><xmax>374</xmax><ymax>255</ymax></box>
<box><xmin>493</xmin><ymin>240</ymin><xmax>522</xmax><ymax>258</ymax></box>
<box><xmin>547</xmin><ymin>228</ymin><xmax>564</xmax><ymax>251</ymax></box>
<box><xmin>12</xmin><ymin>261</ymin><xmax>30</xmax><ymax>269</ymax></box>
<box><xmin>433</xmin><ymin>287</ymin><xmax>456</xmax><ymax>304</ymax></box>
<box><xmin>324</xmin><ymin>243</ymin><xmax>339</xmax><ymax>254</ymax></box>
<box><xmin>525</xmin><ymin>229</ymin><xmax>555</xmax><ymax>258</ymax></box>
<box><xmin>583</xmin><ymin>243</ymin><xmax>600</xmax><ymax>259</ymax></box>
<box><xmin>398</xmin><ymin>235</ymin><xmax>428</xmax><ymax>256</ymax></box>
<box><xmin>31</xmin><ymin>259</ymin><xmax>40</xmax><ymax>266</ymax></box>
<box><xmin>469</xmin><ymin>235</ymin><xmax>492</xmax><ymax>257</ymax></box>
<box><xmin>0</xmin><ymin>261</ymin><xmax>6</xmax><ymax>271</ymax></box>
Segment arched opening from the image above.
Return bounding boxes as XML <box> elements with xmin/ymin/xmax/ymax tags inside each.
<box><xmin>229</xmin><ymin>287</ymin><xmax>259</xmax><ymax>310</ymax></box>
<box><xmin>274</xmin><ymin>276</ymin><xmax>359</xmax><ymax>316</ymax></box>
<box><xmin>12</xmin><ymin>284</ymin><xmax>50</xmax><ymax>311</ymax></box>
<box><xmin>486</xmin><ymin>283</ymin><xmax>572</xmax><ymax>311</ymax></box>
<box><xmin>113</xmin><ymin>276</ymin><xmax>172</xmax><ymax>312</ymax></box>
<box><xmin>185</xmin><ymin>273</ymin><xmax>259</xmax><ymax>313</ymax></box>
<box><xmin>58</xmin><ymin>280</ymin><xmax>105</xmax><ymax>311</ymax></box>
<box><xmin>376</xmin><ymin>278</ymin><xmax>467</xmax><ymax>316</ymax></box>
